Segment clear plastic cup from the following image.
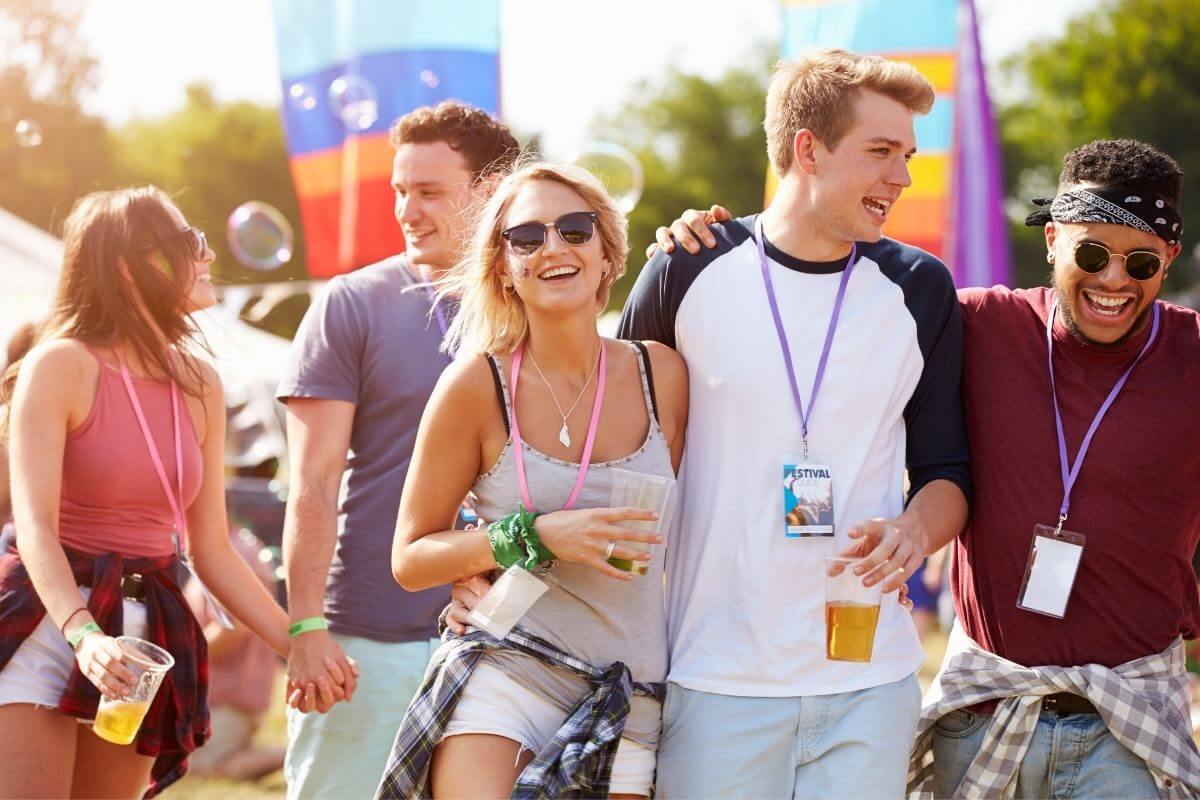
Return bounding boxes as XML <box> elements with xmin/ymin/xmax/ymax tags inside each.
<box><xmin>92</xmin><ymin>636</ymin><xmax>174</xmax><ymax>745</ymax></box>
<box><xmin>824</xmin><ymin>557</ymin><xmax>883</xmax><ymax>662</ymax></box>
<box><xmin>467</xmin><ymin>565</ymin><xmax>550</xmax><ymax>640</ymax></box>
<box><xmin>608</xmin><ymin>468</ymin><xmax>676</xmax><ymax>577</ymax></box>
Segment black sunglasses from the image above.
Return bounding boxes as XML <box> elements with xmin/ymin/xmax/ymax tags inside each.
<box><xmin>143</xmin><ymin>226</ymin><xmax>210</xmax><ymax>260</ymax></box>
<box><xmin>501</xmin><ymin>211</ymin><xmax>598</xmax><ymax>256</ymax></box>
<box><xmin>1072</xmin><ymin>240</ymin><xmax>1163</xmax><ymax>281</ymax></box>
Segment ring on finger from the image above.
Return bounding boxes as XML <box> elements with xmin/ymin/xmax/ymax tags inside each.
<box><xmin>604</xmin><ymin>541</ymin><xmax>617</xmax><ymax>560</ymax></box>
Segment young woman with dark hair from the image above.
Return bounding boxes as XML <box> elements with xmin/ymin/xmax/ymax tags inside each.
<box><xmin>0</xmin><ymin>187</ymin><xmax>349</xmax><ymax>799</ymax></box>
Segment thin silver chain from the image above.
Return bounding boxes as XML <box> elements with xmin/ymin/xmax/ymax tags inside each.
<box><xmin>525</xmin><ymin>342</ymin><xmax>602</xmax><ymax>435</ymax></box>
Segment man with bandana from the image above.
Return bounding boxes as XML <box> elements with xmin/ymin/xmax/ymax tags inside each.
<box><xmin>909</xmin><ymin>138</ymin><xmax>1200</xmax><ymax>798</ymax></box>
<box><xmin>656</xmin><ymin>138</ymin><xmax>1200</xmax><ymax>797</ymax></box>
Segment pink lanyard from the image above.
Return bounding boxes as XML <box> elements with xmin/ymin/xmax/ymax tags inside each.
<box><xmin>116</xmin><ymin>352</ymin><xmax>187</xmax><ymax>551</ymax></box>
<box><xmin>509</xmin><ymin>341</ymin><xmax>606</xmax><ymax>512</ymax></box>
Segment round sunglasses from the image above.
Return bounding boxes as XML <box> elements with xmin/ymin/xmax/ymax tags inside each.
<box><xmin>501</xmin><ymin>211</ymin><xmax>598</xmax><ymax>256</ymax></box>
<box><xmin>142</xmin><ymin>226</ymin><xmax>210</xmax><ymax>261</ymax></box>
<box><xmin>1072</xmin><ymin>240</ymin><xmax>1163</xmax><ymax>281</ymax></box>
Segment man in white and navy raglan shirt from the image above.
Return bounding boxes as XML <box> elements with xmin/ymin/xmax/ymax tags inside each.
<box><xmin>617</xmin><ymin>49</ymin><xmax>971</xmax><ymax>799</ymax></box>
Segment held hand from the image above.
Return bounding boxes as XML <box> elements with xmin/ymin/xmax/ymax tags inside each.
<box><xmin>645</xmin><ymin>204</ymin><xmax>733</xmax><ymax>258</ymax></box>
<box><xmin>838</xmin><ymin>517</ymin><xmax>925</xmax><ymax>594</ymax></box>
<box><xmin>444</xmin><ymin>573</ymin><xmax>494</xmax><ymax>635</ymax></box>
<box><xmin>534</xmin><ymin>507</ymin><xmax>663</xmax><ymax>581</ymax></box>
<box><xmin>75</xmin><ymin>633</ymin><xmax>138</xmax><ymax>700</ymax></box>
<box><xmin>285</xmin><ymin>630</ymin><xmax>358</xmax><ymax>713</ymax></box>
<box><xmin>285</xmin><ymin>676</ymin><xmax>348</xmax><ymax>714</ymax></box>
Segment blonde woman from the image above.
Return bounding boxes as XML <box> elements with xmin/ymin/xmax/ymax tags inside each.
<box><xmin>382</xmin><ymin>163</ymin><xmax>688</xmax><ymax>799</ymax></box>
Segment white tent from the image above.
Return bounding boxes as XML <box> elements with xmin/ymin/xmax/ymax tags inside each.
<box><xmin>0</xmin><ymin>205</ymin><xmax>289</xmax><ymax>468</ymax></box>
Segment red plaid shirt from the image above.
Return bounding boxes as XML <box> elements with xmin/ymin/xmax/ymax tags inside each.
<box><xmin>0</xmin><ymin>543</ymin><xmax>209</xmax><ymax>798</ymax></box>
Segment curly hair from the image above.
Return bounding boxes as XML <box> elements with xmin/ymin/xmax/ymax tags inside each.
<box><xmin>1059</xmin><ymin>139</ymin><xmax>1183</xmax><ymax>208</ymax></box>
<box><xmin>388</xmin><ymin>100</ymin><xmax>519</xmax><ymax>183</ymax></box>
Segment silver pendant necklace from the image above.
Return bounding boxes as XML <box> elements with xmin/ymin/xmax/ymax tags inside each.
<box><xmin>525</xmin><ymin>342</ymin><xmax>602</xmax><ymax>448</ymax></box>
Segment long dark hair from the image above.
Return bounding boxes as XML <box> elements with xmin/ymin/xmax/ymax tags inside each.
<box><xmin>1</xmin><ymin>186</ymin><xmax>209</xmax><ymax>439</ymax></box>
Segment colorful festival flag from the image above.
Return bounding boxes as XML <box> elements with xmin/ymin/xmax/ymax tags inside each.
<box><xmin>777</xmin><ymin>0</ymin><xmax>1011</xmax><ymax>286</ymax></box>
<box><xmin>270</xmin><ymin>0</ymin><xmax>501</xmax><ymax>277</ymax></box>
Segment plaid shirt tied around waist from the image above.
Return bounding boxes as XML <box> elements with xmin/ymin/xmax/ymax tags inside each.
<box><xmin>0</xmin><ymin>543</ymin><xmax>209</xmax><ymax>798</ymax></box>
<box><xmin>375</xmin><ymin>627</ymin><xmax>664</xmax><ymax>800</ymax></box>
<box><xmin>908</xmin><ymin>623</ymin><xmax>1200</xmax><ymax>799</ymax></box>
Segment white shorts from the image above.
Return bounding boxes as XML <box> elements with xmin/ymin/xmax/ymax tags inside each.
<box><xmin>0</xmin><ymin>587</ymin><xmax>148</xmax><ymax>716</ymax></box>
<box><xmin>442</xmin><ymin>662</ymin><xmax>656</xmax><ymax>796</ymax></box>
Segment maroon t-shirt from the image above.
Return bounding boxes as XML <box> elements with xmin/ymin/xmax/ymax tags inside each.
<box><xmin>954</xmin><ymin>286</ymin><xmax>1200</xmax><ymax>668</ymax></box>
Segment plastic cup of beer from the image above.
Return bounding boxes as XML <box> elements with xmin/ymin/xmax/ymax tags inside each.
<box><xmin>608</xmin><ymin>468</ymin><xmax>675</xmax><ymax>577</ymax></box>
<box><xmin>92</xmin><ymin>636</ymin><xmax>175</xmax><ymax>745</ymax></box>
<box><xmin>824</xmin><ymin>556</ymin><xmax>884</xmax><ymax>662</ymax></box>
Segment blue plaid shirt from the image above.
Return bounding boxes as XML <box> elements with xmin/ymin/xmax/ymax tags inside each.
<box><xmin>375</xmin><ymin>627</ymin><xmax>663</xmax><ymax>799</ymax></box>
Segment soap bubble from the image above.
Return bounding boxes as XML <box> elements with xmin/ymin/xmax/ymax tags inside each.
<box><xmin>568</xmin><ymin>141</ymin><xmax>644</xmax><ymax>213</ymax></box>
<box><xmin>288</xmin><ymin>82</ymin><xmax>318</xmax><ymax>112</ymax></box>
<box><xmin>227</xmin><ymin>202</ymin><xmax>294</xmax><ymax>271</ymax></box>
<box><xmin>328</xmin><ymin>75</ymin><xmax>378</xmax><ymax>131</ymax></box>
<box><xmin>14</xmin><ymin>119</ymin><xmax>42</xmax><ymax>148</ymax></box>
<box><xmin>420</xmin><ymin>69</ymin><xmax>440</xmax><ymax>88</ymax></box>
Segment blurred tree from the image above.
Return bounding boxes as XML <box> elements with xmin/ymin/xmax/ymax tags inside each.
<box><xmin>587</xmin><ymin>59</ymin><xmax>772</xmax><ymax>309</ymax></box>
<box><xmin>998</xmin><ymin>0</ymin><xmax>1200</xmax><ymax>292</ymax></box>
<box><xmin>0</xmin><ymin>0</ymin><xmax>116</xmax><ymax>230</ymax></box>
<box><xmin>109</xmin><ymin>84</ymin><xmax>309</xmax><ymax>336</ymax></box>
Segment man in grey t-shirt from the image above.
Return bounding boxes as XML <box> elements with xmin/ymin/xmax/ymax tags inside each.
<box><xmin>276</xmin><ymin>101</ymin><xmax>518</xmax><ymax>799</ymax></box>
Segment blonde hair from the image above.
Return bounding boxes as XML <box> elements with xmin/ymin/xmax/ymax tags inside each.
<box><xmin>765</xmin><ymin>48</ymin><xmax>935</xmax><ymax>176</ymax></box>
<box><xmin>438</xmin><ymin>161</ymin><xmax>629</xmax><ymax>356</ymax></box>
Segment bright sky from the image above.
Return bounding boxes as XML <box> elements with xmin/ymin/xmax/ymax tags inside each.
<box><xmin>79</xmin><ymin>0</ymin><xmax>1097</xmax><ymax>153</ymax></box>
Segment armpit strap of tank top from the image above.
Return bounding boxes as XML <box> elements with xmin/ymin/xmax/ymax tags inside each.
<box><xmin>116</xmin><ymin>353</ymin><xmax>188</xmax><ymax>551</ymax></box>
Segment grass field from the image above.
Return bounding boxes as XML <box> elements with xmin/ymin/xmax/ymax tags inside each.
<box><xmin>169</xmin><ymin>671</ymin><xmax>289</xmax><ymax>799</ymax></box>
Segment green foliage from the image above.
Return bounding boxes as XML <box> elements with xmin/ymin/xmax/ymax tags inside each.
<box><xmin>0</xmin><ymin>0</ymin><xmax>116</xmax><ymax>230</ymax></box>
<box><xmin>998</xmin><ymin>0</ymin><xmax>1200</xmax><ymax>291</ymax></box>
<box><xmin>110</xmin><ymin>84</ymin><xmax>306</xmax><ymax>286</ymax></box>
<box><xmin>588</xmin><ymin>59</ymin><xmax>772</xmax><ymax>308</ymax></box>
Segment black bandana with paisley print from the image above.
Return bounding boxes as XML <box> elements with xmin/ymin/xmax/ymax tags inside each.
<box><xmin>1025</xmin><ymin>185</ymin><xmax>1182</xmax><ymax>246</ymax></box>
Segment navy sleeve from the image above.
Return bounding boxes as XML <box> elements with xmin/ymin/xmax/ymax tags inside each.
<box><xmin>617</xmin><ymin>218</ymin><xmax>753</xmax><ymax>347</ymax></box>
<box><xmin>901</xmin><ymin>254</ymin><xmax>971</xmax><ymax>506</ymax></box>
<box><xmin>863</xmin><ymin>240</ymin><xmax>971</xmax><ymax>507</ymax></box>
<box><xmin>617</xmin><ymin>247</ymin><xmax>677</xmax><ymax>347</ymax></box>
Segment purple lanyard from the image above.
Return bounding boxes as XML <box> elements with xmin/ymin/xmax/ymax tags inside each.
<box><xmin>1045</xmin><ymin>296</ymin><xmax>1159</xmax><ymax>528</ymax></box>
<box><xmin>754</xmin><ymin>217</ymin><xmax>856</xmax><ymax>460</ymax></box>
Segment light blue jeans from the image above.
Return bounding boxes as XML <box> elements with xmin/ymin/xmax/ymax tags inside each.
<box><xmin>285</xmin><ymin>634</ymin><xmax>439</xmax><ymax>800</ymax></box>
<box><xmin>655</xmin><ymin>673</ymin><xmax>921</xmax><ymax>799</ymax></box>
<box><xmin>932</xmin><ymin>708</ymin><xmax>1159</xmax><ymax>799</ymax></box>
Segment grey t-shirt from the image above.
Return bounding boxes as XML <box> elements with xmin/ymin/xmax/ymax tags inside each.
<box><xmin>277</xmin><ymin>255</ymin><xmax>451</xmax><ymax>643</ymax></box>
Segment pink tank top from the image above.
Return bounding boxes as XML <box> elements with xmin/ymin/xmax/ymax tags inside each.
<box><xmin>57</xmin><ymin>346</ymin><xmax>203</xmax><ymax>558</ymax></box>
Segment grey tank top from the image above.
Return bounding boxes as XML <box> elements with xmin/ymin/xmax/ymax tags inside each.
<box><xmin>471</xmin><ymin>341</ymin><xmax>674</xmax><ymax>747</ymax></box>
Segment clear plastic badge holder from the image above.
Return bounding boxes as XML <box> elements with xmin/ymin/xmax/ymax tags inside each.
<box><xmin>466</xmin><ymin>565</ymin><xmax>551</xmax><ymax>640</ymax></box>
<box><xmin>1016</xmin><ymin>523</ymin><xmax>1086</xmax><ymax>619</ymax></box>
<box><xmin>174</xmin><ymin>532</ymin><xmax>235</xmax><ymax>629</ymax></box>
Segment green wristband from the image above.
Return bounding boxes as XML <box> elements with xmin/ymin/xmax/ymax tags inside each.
<box><xmin>487</xmin><ymin>506</ymin><xmax>554</xmax><ymax>571</ymax></box>
<box><xmin>68</xmin><ymin>621</ymin><xmax>102</xmax><ymax>650</ymax></box>
<box><xmin>288</xmin><ymin>617</ymin><xmax>329</xmax><ymax>637</ymax></box>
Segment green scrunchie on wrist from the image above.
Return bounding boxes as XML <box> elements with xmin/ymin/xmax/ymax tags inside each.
<box><xmin>487</xmin><ymin>505</ymin><xmax>556</xmax><ymax>571</ymax></box>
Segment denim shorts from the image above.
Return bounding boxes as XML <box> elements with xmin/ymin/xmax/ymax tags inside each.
<box><xmin>0</xmin><ymin>588</ymin><xmax>147</xmax><ymax>716</ymax></box>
